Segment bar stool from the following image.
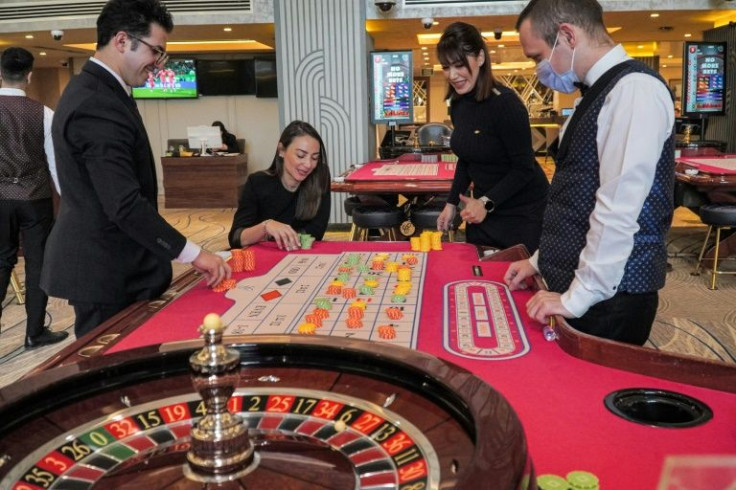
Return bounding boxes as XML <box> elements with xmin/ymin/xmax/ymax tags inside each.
<box><xmin>10</xmin><ymin>270</ymin><xmax>25</xmax><ymax>304</ymax></box>
<box><xmin>409</xmin><ymin>201</ymin><xmax>461</xmax><ymax>242</ymax></box>
<box><xmin>351</xmin><ymin>206</ymin><xmax>405</xmax><ymax>241</ymax></box>
<box><xmin>694</xmin><ymin>204</ymin><xmax>736</xmax><ymax>290</ymax></box>
<box><xmin>343</xmin><ymin>196</ymin><xmax>363</xmax><ymax>239</ymax></box>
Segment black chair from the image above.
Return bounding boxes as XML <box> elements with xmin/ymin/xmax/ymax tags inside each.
<box><xmin>416</xmin><ymin>123</ymin><xmax>452</xmax><ymax>147</ymax></box>
<box><xmin>694</xmin><ymin>204</ymin><xmax>736</xmax><ymax>289</ymax></box>
<box><xmin>351</xmin><ymin>206</ymin><xmax>405</xmax><ymax>241</ymax></box>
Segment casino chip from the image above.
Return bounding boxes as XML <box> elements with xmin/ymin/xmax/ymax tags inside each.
<box><xmin>212</xmin><ymin>278</ymin><xmax>236</xmax><ymax>292</ymax></box>
<box><xmin>537</xmin><ymin>474</ymin><xmax>569</xmax><ymax>489</ymax></box>
<box><xmin>566</xmin><ymin>471</ymin><xmax>599</xmax><ymax>489</ymax></box>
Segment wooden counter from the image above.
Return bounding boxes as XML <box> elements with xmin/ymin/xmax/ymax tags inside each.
<box><xmin>161</xmin><ymin>154</ymin><xmax>247</xmax><ymax>208</ymax></box>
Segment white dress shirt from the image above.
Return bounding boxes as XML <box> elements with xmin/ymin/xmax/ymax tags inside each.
<box><xmin>530</xmin><ymin>44</ymin><xmax>675</xmax><ymax>317</ymax></box>
<box><xmin>0</xmin><ymin>87</ymin><xmax>59</xmax><ymax>194</ymax></box>
<box><xmin>89</xmin><ymin>57</ymin><xmax>201</xmax><ymax>264</ymax></box>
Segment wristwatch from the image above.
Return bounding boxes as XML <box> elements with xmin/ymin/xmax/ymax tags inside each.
<box><xmin>479</xmin><ymin>196</ymin><xmax>495</xmax><ymax>212</ymax></box>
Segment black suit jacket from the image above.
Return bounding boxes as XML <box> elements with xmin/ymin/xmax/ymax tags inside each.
<box><xmin>41</xmin><ymin>61</ymin><xmax>187</xmax><ymax>304</ymax></box>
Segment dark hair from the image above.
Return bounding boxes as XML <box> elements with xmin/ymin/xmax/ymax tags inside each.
<box><xmin>96</xmin><ymin>0</ymin><xmax>173</xmax><ymax>48</ymax></box>
<box><xmin>212</xmin><ymin>120</ymin><xmax>227</xmax><ymax>135</ymax></box>
<box><xmin>266</xmin><ymin>120</ymin><xmax>330</xmax><ymax>221</ymax></box>
<box><xmin>516</xmin><ymin>0</ymin><xmax>611</xmax><ymax>47</ymax></box>
<box><xmin>437</xmin><ymin>22</ymin><xmax>497</xmax><ymax>102</ymax></box>
<box><xmin>0</xmin><ymin>47</ymin><xmax>34</xmax><ymax>83</ymax></box>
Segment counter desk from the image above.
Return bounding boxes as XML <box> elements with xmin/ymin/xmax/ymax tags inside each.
<box><xmin>161</xmin><ymin>154</ymin><xmax>248</xmax><ymax>208</ymax></box>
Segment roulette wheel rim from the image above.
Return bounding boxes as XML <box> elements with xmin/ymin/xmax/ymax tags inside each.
<box><xmin>0</xmin><ymin>335</ymin><xmax>535</xmax><ymax>489</ymax></box>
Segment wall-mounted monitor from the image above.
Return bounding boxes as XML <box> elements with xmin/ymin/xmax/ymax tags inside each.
<box><xmin>682</xmin><ymin>41</ymin><xmax>727</xmax><ymax>116</ymax></box>
<box><xmin>255</xmin><ymin>57</ymin><xmax>278</xmax><ymax>98</ymax></box>
<box><xmin>197</xmin><ymin>59</ymin><xmax>255</xmax><ymax>96</ymax></box>
<box><xmin>132</xmin><ymin>59</ymin><xmax>198</xmax><ymax>99</ymax></box>
<box><xmin>370</xmin><ymin>50</ymin><xmax>413</xmax><ymax>125</ymax></box>
<box><xmin>187</xmin><ymin>126</ymin><xmax>222</xmax><ymax>151</ymax></box>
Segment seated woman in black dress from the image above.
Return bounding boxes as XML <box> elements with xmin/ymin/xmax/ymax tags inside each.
<box><xmin>435</xmin><ymin>22</ymin><xmax>549</xmax><ymax>252</ymax></box>
<box><xmin>228</xmin><ymin>120</ymin><xmax>331</xmax><ymax>251</ymax></box>
<box><xmin>212</xmin><ymin>120</ymin><xmax>240</xmax><ymax>153</ymax></box>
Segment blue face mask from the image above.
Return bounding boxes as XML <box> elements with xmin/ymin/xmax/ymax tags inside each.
<box><xmin>536</xmin><ymin>33</ymin><xmax>579</xmax><ymax>93</ymax></box>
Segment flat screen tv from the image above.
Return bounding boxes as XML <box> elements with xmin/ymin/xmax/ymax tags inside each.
<box><xmin>197</xmin><ymin>59</ymin><xmax>255</xmax><ymax>96</ymax></box>
<box><xmin>255</xmin><ymin>57</ymin><xmax>278</xmax><ymax>98</ymax></box>
<box><xmin>370</xmin><ymin>50</ymin><xmax>413</xmax><ymax>125</ymax></box>
<box><xmin>682</xmin><ymin>41</ymin><xmax>727</xmax><ymax>116</ymax></box>
<box><xmin>132</xmin><ymin>59</ymin><xmax>198</xmax><ymax>99</ymax></box>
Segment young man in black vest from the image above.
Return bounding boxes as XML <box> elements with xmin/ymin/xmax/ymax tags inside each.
<box><xmin>42</xmin><ymin>0</ymin><xmax>230</xmax><ymax>339</ymax></box>
<box><xmin>0</xmin><ymin>47</ymin><xmax>68</xmax><ymax>348</ymax></box>
<box><xmin>505</xmin><ymin>0</ymin><xmax>675</xmax><ymax>345</ymax></box>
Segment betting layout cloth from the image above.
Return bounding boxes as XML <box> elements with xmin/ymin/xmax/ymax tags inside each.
<box><xmin>679</xmin><ymin>155</ymin><xmax>736</xmax><ymax>174</ymax></box>
<box><xmin>346</xmin><ymin>160</ymin><xmax>456</xmax><ymax>181</ymax></box>
<box><xmin>108</xmin><ymin>243</ymin><xmax>531</xmax><ymax>360</ymax></box>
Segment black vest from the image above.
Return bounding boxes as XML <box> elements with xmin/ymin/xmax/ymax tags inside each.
<box><xmin>538</xmin><ymin>60</ymin><xmax>675</xmax><ymax>294</ymax></box>
<box><xmin>0</xmin><ymin>95</ymin><xmax>51</xmax><ymax>200</ymax></box>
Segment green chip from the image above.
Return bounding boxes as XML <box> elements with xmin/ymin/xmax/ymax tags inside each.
<box><xmin>566</xmin><ymin>470</ymin><xmax>599</xmax><ymax>489</ymax></box>
<box><xmin>537</xmin><ymin>474</ymin><xmax>569</xmax><ymax>490</ymax></box>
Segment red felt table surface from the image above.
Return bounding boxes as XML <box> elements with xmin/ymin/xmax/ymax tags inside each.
<box><xmin>345</xmin><ymin>160</ymin><xmax>455</xmax><ymax>182</ymax></box>
<box><xmin>108</xmin><ymin>242</ymin><xmax>736</xmax><ymax>489</ymax></box>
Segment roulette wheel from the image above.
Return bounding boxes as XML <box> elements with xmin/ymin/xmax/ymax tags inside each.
<box><xmin>0</xmin><ymin>320</ymin><xmax>534</xmax><ymax>489</ymax></box>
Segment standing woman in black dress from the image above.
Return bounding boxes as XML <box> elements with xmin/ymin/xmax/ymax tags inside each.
<box><xmin>436</xmin><ymin>22</ymin><xmax>549</xmax><ymax>252</ymax></box>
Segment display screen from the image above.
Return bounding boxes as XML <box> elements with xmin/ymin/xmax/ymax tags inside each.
<box><xmin>132</xmin><ymin>59</ymin><xmax>198</xmax><ymax>99</ymax></box>
<box><xmin>197</xmin><ymin>59</ymin><xmax>255</xmax><ymax>96</ymax></box>
<box><xmin>682</xmin><ymin>42</ymin><xmax>726</xmax><ymax>116</ymax></box>
<box><xmin>370</xmin><ymin>50</ymin><xmax>413</xmax><ymax>124</ymax></box>
<box><xmin>255</xmin><ymin>57</ymin><xmax>278</xmax><ymax>98</ymax></box>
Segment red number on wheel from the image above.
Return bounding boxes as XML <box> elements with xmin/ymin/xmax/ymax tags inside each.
<box><xmin>266</xmin><ymin>395</ymin><xmax>294</xmax><ymax>413</ymax></box>
<box><xmin>312</xmin><ymin>400</ymin><xmax>343</xmax><ymax>420</ymax></box>
<box><xmin>398</xmin><ymin>460</ymin><xmax>428</xmax><ymax>483</ymax></box>
<box><xmin>382</xmin><ymin>433</ymin><xmax>414</xmax><ymax>455</ymax></box>
<box><xmin>106</xmin><ymin>418</ymin><xmax>139</xmax><ymax>439</ymax></box>
<box><xmin>351</xmin><ymin>412</ymin><xmax>384</xmax><ymax>434</ymax></box>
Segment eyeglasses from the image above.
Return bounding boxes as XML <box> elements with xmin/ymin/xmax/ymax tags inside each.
<box><xmin>127</xmin><ymin>33</ymin><xmax>169</xmax><ymax>66</ymax></box>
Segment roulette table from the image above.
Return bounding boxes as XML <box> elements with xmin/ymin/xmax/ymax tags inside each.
<box><xmin>331</xmin><ymin>158</ymin><xmax>455</xmax><ymax>196</ymax></box>
<box><xmin>2</xmin><ymin>242</ymin><xmax>735</xmax><ymax>489</ymax></box>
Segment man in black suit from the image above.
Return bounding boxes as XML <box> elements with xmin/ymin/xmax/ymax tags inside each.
<box><xmin>0</xmin><ymin>47</ymin><xmax>68</xmax><ymax>348</ymax></box>
<box><xmin>42</xmin><ymin>0</ymin><xmax>230</xmax><ymax>338</ymax></box>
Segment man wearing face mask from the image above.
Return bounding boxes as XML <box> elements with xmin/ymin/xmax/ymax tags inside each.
<box><xmin>504</xmin><ymin>0</ymin><xmax>675</xmax><ymax>345</ymax></box>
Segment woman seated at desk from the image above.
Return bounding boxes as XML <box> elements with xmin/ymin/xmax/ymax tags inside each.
<box><xmin>435</xmin><ymin>22</ymin><xmax>549</xmax><ymax>253</ymax></box>
<box><xmin>228</xmin><ymin>120</ymin><xmax>331</xmax><ymax>251</ymax></box>
<box><xmin>212</xmin><ymin>120</ymin><xmax>240</xmax><ymax>153</ymax></box>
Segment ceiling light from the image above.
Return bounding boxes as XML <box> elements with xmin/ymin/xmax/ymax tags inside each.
<box><xmin>662</xmin><ymin>64</ymin><xmax>667</xmax><ymax>68</ymax></box>
<box><xmin>25</xmin><ymin>34</ymin><xmax>33</xmax><ymax>39</ymax></box>
<box><xmin>498</xmin><ymin>44</ymin><xmax>505</xmax><ymax>48</ymax></box>
<box><xmin>650</xmin><ymin>13</ymin><xmax>659</xmax><ymax>18</ymax></box>
<box><xmin>223</xmin><ymin>27</ymin><xmax>232</xmax><ymax>32</ymax></box>
<box><xmin>684</xmin><ymin>33</ymin><xmax>692</xmax><ymax>38</ymax></box>
<box><xmin>638</xmin><ymin>45</ymin><xmax>644</xmax><ymax>49</ymax></box>
<box><xmin>668</xmin><ymin>54</ymin><xmax>673</xmax><ymax>58</ymax></box>
<box><xmin>39</xmin><ymin>51</ymin><xmax>46</xmax><ymax>56</ymax></box>
<box><xmin>433</xmin><ymin>21</ymin><xmax>439</xmax><ymax>26</ymax></box>
<box><xmin>421</xmin><ymin>46</ymin><xmax>427</xmax><ymax>51</ymax></box>
<box><xmin>490</xmin><ymin>50</ymin><xmax>496</xmax><ymax>54</ymax></box>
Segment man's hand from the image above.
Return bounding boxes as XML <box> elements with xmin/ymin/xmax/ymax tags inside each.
<box><xmin>504</xmin><ymin>259</ymin><xmax>538</xmax><ymax>290</ymax></box>
<box><xmin>192</xmin><ymin>250</ymin><xmax>231</xmax><ymax>287</ymax></box>
<box><xmin>526</xmin><ymin>290</ymin><xmax>573</xmax><ymax>324</ymax></box>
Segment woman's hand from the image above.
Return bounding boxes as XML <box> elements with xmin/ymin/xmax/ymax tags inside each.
<box><xmin>264</xmin><ymin>219</ymin><xmax>300</xmax><ymax>251</ymax></box>
<box><xmin>458</xmin><ymin>194</ymin><xmax>487</xmax><ymax>225</ymax></box>
<box><xmin>436</xmin><ymin>203</ymin><xmax>456</xmax><ymax>232</ymax></box>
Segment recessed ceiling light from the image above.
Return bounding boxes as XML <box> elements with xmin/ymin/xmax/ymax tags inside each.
<box><xmin>668</xmin><ymin>54</ymin><xmax>673</xmax><ymax>58</ymax></box>
<box><xmin>432</xmin><ymin>21</ymin><xmax>439</xmax><ymax>26</ymax></box>
<box><xmin>662</xmin><ymin>64</ymin><xmax>667</xmax><ymax>68</ymax></box>
<box><xmin>637</xmin><ymin>45</ymin><xmax>644</xmax><ymax>49</ymax></box>
<box><xmin>421</xmin><ymin>46</ymin><xmax>427</xmax><ymax>51</ymax></box>
<box><xmin>39</xmin><ymin>52</ymin><xmax>46</xmax><ymax>56</ymax></box>
<box><xmin>490</xmin><ymin>50</ymin><xmax>496</xmax><ymax>54</ymax></box>
<box><xmin>684</xmin><ymin>33</ymin><xmax>692</xmax><ymax>38</ymax></box>
<box><xmin>650</xmin><ymin>13</ymin><xmax>659</xmax><ymax>18</ymax></box>
<box><xmin>25</xmin><ymin>34</ymin><xmax>33</xmax><ymax>39</ymax></box>
<box><xmin>223</xmin><ymin>27</ymin><xmax>232</xmax><ymax>32</ymax></box>
<box><xmin>498</xmin><ymin>44</ymin><xmax>505</xmax><ymax>48</ymax></box>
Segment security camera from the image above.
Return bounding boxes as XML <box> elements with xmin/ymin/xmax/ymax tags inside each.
<box><xmin>374</xmin><ymin>0</ymin><xmax>396</xmax><ymax>13</ymax></box>
<box><xmin>51</xmin><ymin>29</ymin><xmax>64</xmax><ymax>41</ymax></box>
<box><xmin>493</xmin><ymin>28</ymin><xmax>503</xmax><ymax>41</ymax></box>
<box><xmin>422</xmin><ymin>17</ymin><xmax>434</xmax><ymax>29</ymax></box>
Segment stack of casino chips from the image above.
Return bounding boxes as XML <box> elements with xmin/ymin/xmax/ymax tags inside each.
<box><xmin>377</xmin><ymin>325</ymin><xmax>396</xmax><ymax>339</ymax></box>
<box><xmin>230</xmin><ymin>248</ymin><xmax>256</xmax><ymax>272</ymax></box>
<box><xmin>212</xmin><ymin>278</ymin><xmax>237</xmax><ymax>292</ymax></box>
<box><xmin>385</xmin><ymin>306</ymin><xmax>403</xmax><ymax>320</ymax></box>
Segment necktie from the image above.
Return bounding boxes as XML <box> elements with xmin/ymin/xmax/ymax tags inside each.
<box><xmin>573</xmin><ymin>81</ymin><xmax>589</xmax><ymax>96</ymax></box>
